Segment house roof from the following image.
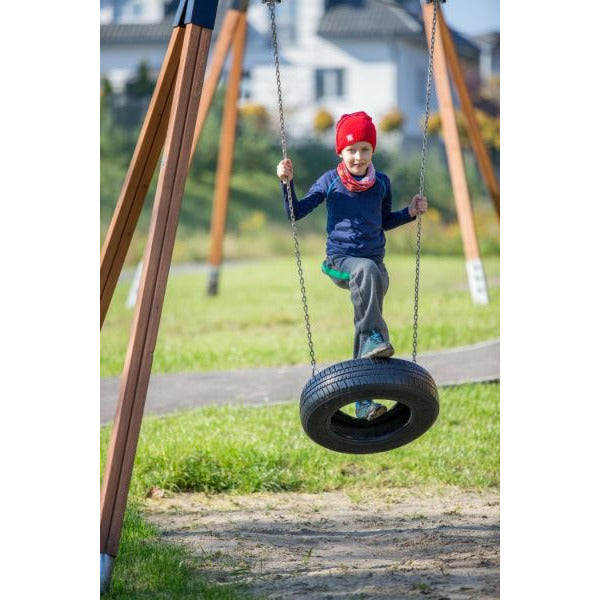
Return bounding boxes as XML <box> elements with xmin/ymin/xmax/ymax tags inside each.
<box><xmin>318</xmin><ymin>0</ymin><xmax>480</xmax><ymax>61</ymax></box>
<box><xmin>318</xmin><ymin>0</ymin><xmax>422</xmax><ymax>37</ymax></box>
<box><xmin>100</xmin><ymin>0</ymin><xmax>229</xmax><ymax>45</ymax></box>
<box><xmin>100</xmin><ymin>0</ymin><xmax>482</xmax><ymax>62</ymax></box>
<box><xmin>100</xmin><ymin>21</ymin><xmax>174</xmax><ymax>45</ymax></box>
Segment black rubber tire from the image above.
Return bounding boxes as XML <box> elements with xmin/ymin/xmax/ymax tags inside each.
<box><xmin>300</xmin><ymin>358</ymin><xmax>439</xmax><ymax>454</ymax></box>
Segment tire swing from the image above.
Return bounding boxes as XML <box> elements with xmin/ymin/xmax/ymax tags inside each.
<box><xmin>264</xmin><ymin>1</ymin><xmax>441</xmax><ymax>454</ymax></box>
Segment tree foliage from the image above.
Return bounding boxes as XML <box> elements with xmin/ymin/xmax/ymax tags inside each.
<box><xmin>125</xmin><ymin>61</ymin><xmax>155</xmax><ymax>99</ymax></box>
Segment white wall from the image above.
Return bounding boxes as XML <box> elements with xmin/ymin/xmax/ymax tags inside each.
<box><xmin>101</xmin><ymin>44</ymin><xmax>168</xmax><ymax>91</ymax></box>
<box><xmin>100</xmin><ymin>0</ymin><xmax>439</xmax><ymax>142</ymax></box>
<box><xmin>244</xmin><ymin>0</ymin><xmax>435</xmax><ymax>141</ymax></box>
<box><xmin>100</xmin><ymin>0</ymin><xmax>164</xmax><ymax>24</ymax></box>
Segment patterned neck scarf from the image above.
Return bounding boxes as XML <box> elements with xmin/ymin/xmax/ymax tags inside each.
<box><xmin>336</xmin><ymin>161</ymin><xmax>377</xmax><ymax>193</ymax></box>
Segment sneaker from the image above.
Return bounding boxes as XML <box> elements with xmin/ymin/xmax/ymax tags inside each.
<box><xmin>360</xmin><ymin>330</ymin><xmax>395</xmax><ymax>359</ymax></box>
<box><xmin>355</xmin><ymin>400</ymin><xmax>388</xmax><ymax>421</ymax></box>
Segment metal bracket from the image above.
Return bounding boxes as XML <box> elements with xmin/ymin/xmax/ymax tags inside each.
<box><xmin>100</xmin><ymin>554</ymin><xmax>115</xmax><ymax>594</ymax></box>
<box><xmin>173</xmin><ymin>0</ymin><xmax>219</xmax><ymax>28</ymax></box>
<box><xmin>230</xmin><ymin>0</ymin><xmax>249</xmax><ymax>11</ymax></box>
<box><xmin>466</xmin><ymin>259</ymin><xmax>489</xmax><ymax>305</ymax></box>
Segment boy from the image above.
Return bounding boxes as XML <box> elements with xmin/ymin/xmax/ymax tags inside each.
<box><xmin>276</xmin><ymin>111</ymin><xmax>428</xmax><ymax>421</ymax></box>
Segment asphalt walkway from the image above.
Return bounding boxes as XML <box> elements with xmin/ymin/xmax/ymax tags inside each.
<box><xmin>100</xmin><ymin>339</ymin><xmax>499</xmax><ymax>424</ymax></box>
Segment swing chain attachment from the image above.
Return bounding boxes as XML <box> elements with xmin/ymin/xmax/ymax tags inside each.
<box><xmin>412</xmin><ymin>0</ymin><xmax>439</xmax><ymax>364</ymax></box>
<box><xmin>265</xmin><ymin>0</ymin><xmax>318</xmax><ymax>376</ymax></box>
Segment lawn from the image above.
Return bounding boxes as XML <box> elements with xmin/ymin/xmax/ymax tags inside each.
<box><xmin>101</xmin><ymin>253</ymin><xmax>499</xmax><ymax>598</ymax></box>
<box><xmin>101</xmin><ymin>254</ymin><xmax>499</xmax><ymax>377</ymax></box>
<box><xmin>101</xmin><ymin>382</ymin><xmax>499</xmax><ymax>598</ymax></box>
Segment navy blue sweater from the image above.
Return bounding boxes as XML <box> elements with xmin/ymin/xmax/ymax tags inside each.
<box><xmin>281</xmin><ymin>169</ymin><xmax>414</xmax><ymax>263</ymax></box>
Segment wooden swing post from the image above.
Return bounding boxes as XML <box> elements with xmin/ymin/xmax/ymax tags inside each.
<box><xmin>207</xmin><ymin>1</ymin><xmax>248</xmax><ymax>294</ymax></box>
<box><xmin>423</xmin><ymin>1</ymin><xmax>490</xmax><ymax>305</ymax></box>
<box><xmin>100</xmin><ymin>27</ymin><xmax>185</xmax><ymax>327</ymax></box>
<box><xmin>99</xmin><ymin>0</ymin><xmax>219</xmax><ymax>593</ymax></box>
<box><xmin>189</xmin><ymin>0</ymin><xmax>245</xmax><ymax>160</ymax></box>
<box><xmin>436</xmin><ymin>8</ymin><xmax>500</xmax><ymax>217</ymax></box>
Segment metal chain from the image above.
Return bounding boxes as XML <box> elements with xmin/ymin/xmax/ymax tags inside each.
<box><xmin>412</xmin><ymin>1</ymin><xmax>439</xmax><ymax>363</ymax></box>
<box><xmin>266</xmin><ymin>1</ymin><xmax>318</xmax><ymax>375</ymax></box>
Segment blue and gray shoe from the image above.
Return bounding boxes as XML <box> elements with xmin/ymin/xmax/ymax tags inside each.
<box><xmin>360</xmin><ymin>330</ymin><xmax>394</xmax><ymax>359</ymax></box>
<box><xmin>355</xmin><ymin>399</ymin><xmax>388</xmax><ymax>421</ymax></box>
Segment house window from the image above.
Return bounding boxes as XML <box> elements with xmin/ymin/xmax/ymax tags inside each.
<box><xmin>315</xmin><ymin>69</ymin><xmax>345</xmax><ymax>100</ymax></box>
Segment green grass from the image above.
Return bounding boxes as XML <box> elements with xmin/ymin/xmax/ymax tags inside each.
<box><xmin>101</xmin><ymin>382</ymin><xmax>499</xmax><ymax>500</ymax></box>
<box><xmin>103</xmin><ymin>505</ymin><xmax>251</xmax><ymax>600</ymax></box>
<box><xmin>101</xmin><ymin>382</ymin><xmax>498</xmax><ymax>597</ymax></box>
<box><xmin>101</xmin><ymin>255</ymin><xmax>499</xmax><ymax>377</ymax></box>
<box><xmin>100</xmin><ymin>253</ymin><xmax>498</xmax><ymax>597</ymax></box>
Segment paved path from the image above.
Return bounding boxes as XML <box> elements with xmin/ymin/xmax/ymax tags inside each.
<box><xmin>100</xmin><ymin>339</ymin><xmax>499</xmax><ymax>424</ymax></box>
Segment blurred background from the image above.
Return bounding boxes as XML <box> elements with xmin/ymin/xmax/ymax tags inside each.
<box><xmin>100</xmin><ymin>0</ymin><xmax>500</xmax><ymax>264</ymax></box>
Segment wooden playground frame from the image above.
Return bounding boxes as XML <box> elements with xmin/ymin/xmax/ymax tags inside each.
<box><xmin>100</xmin><ymin>0</ymin><xmax>499</xmax><ymax>592</ymax></box>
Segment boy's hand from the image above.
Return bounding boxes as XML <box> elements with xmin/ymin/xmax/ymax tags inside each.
<box><xmin>277</xmin><ymin>159</ymin><xmax>293</xmax><ymax>183</ymax></box>
<box><xmin>408</xmin><ymin>194</ymin><xmax>428</xmax><ymax>218</ymax></box>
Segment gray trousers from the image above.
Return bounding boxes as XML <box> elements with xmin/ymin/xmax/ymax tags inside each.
<box><xmin>322</xmin><ymin>255</ymin><xmax>390</xmax><ymax>358</ymax></box>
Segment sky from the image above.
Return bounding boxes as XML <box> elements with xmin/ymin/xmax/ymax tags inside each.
<box><xmin>441</xmin><ymin>0</ymin><xmax>499</xmax><ymax>36</ymax></box>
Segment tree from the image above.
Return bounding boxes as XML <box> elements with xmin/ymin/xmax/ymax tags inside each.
<box><xmin>125</xmin><ymin>61</ymin><xmax>155</xmax><ymax>99</ymax></box>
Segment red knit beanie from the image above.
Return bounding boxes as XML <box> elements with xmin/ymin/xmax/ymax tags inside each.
<box><xmin>335</xmin><ymin>111</ymin><xmax>377</xmax><ymax>154</ymax></box>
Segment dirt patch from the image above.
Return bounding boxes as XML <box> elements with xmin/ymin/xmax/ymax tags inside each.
<box><xmin>144</xmin><ymin>487</ymin><xmax>499</xmax><ymax>599</ymax></box>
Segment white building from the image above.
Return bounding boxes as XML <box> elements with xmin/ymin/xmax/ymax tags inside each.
<box><xmin>100</xmin><ymin>0</ymin><xmax>483</xmax><ymax>144</ymax></box>
<box><xmin>100</xmin><ymin>0</ymin><xmax>166</xmax><ymax>24</ymax></box>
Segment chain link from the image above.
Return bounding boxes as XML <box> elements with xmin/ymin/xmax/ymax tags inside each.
<box><xmin>412</xmin><ymin>1</ymin><xmax>439</xmax><ymax>363</ymax></box>
<box><xmin>266</xmin><ymin>1</ymin><xmax>317</xmax><ymax>375</ymax></box>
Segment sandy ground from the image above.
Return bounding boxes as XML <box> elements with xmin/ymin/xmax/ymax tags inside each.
<box><xmin>144</xmin><ymin>487</ymin><xmax>499</xmax><ymax>599</ymax></box>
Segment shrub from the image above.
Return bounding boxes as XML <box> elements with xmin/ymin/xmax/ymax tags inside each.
<box><xmin>239</xmin><ymin>210</ymin><xmax>267</xmax><ymax>234</ymax></box>
<box><xmin>475</xmin><ymin>110</ymin><xmax>500</xmax><ymax>151</ymax></box>
<box><xmin>238</xmin><ymin>102</ymin><xmax>270</xmax><ymax>131</ymax></box>
<box><xmin>313</xmin><ymin>108</ymin><xmax>334</xmax><ymax>133</ymax></box>
<box><xmin>379</xmin><ymin>109</ymin><xmax>405</xmax><ymax>132</ymax></box>
<box><xmin>426</xmin><ymin>110</ymin><xmax>500</xmax><ymax>152</ymax></box>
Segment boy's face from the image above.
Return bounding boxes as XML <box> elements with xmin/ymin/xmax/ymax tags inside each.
<box><xmin>339</xmin><ymin>142</ymin><xmax>374</xmax><ymax>176</ymax></box>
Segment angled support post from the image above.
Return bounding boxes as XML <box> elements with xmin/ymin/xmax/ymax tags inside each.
<box><xmin>207</xmin><ymin>2</ymin><xmax>248</xmax><ymax>294</ymax></box>
<box><xmin>100</xmin><ymin>26</ymin><xmax>185</xmax><ymax>327</ymax></box>
<box><xmin>189</xmin><ymin>0</ymin><xmax>247</xmax><ymax>163</ymax></box>
<box><xmin>423</xmin><ymin>1</ymin><xmax>489</xmax><ymax>305</ymax></box>
<box><xmin>437</xmin><ymin>8</ymin><xmax>500</xmax><ymax>217</ymax></box>
<box><xmin>100</xmin><ymin>0</ymin><xmax>219</xmax><ymax>593</ymax></box>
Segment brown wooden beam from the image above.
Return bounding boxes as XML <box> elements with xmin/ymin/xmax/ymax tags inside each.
<box><xmin>206</xmin><ymin>13</ymin><xmax>247</xmax><ymax>294</ymax></box>
<box><xmin>437</xmin><ymin>8</ymin><xmax>500</xmax><ymax>217</ymax></box>
<box><xmin>100</xmin><ymin>23</ymin><xmax>213</xmax><ymax>557</ymax></box>
<box><xmin>188</xmin><ymin>8</ymin><xmax>242</xmax><ymax>169</ymax></box>
<box><xmin>100</xmin><ymin>27</ymin><xmax>185</xmax><ymax>327</ymax></box>
<box><xmin>423</xmin><ymin>3</ymin><xmax>489</xmax><ymax>304</ymax></box>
